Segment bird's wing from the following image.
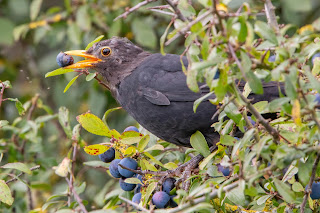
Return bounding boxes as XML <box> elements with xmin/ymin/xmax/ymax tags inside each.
<box><xmin>137</xmin><ymin>54</ymin><xmax>213</xmax><ymax>105</ymax></box>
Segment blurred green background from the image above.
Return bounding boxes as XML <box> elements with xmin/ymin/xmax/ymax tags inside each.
<box><xmin>0</xmin><ymin>0</ymin><xmax>320</xmax><ymax>212</ymax></box>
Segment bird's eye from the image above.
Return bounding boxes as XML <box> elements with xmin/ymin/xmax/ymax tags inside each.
<box><xmin>101</xmin><ymin>47</ymin><xmax>112</xmax><ymax>57</ymax></box>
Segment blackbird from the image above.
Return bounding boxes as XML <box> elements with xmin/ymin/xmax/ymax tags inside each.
<box><xmin>63</xmin><ymin>37</ymin><xmax>283</xmax><ymax>148</ymax></box>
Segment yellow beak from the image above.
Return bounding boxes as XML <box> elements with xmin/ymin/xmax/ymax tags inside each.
<box><xmin>63</xmin><ymin>50</ymin><xmax>101</xmax><ymax>69</ymax></box>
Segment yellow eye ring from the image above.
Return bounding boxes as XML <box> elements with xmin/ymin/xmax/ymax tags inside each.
<box><xmin>101</xmin><ymin>47</ymin><xmax>112</xmax><ymax>56</ymax></box>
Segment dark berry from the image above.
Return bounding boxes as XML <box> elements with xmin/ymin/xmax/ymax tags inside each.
<box><xmin>123</xmin><ymin>126</ymin><xmax>139</xmax><ymax>133</ymax></box>
<box><xmin>98</xmin><ymin>147</ymin><xmax>115</xmax><ymax>163</ymax></box>
<box><xmin>268</xmin><ymin>55</ymin><xmax>276</xmax><ymax>62</ymax></box>
<box><xmin>248</xmin><ymin>116</ymin><xmax>256</xmax><ymax>125</ymax></box>
<box><xmin>56</xmin><ymin>52</ymin><xmax>74</xmax><ymax>67</ymax></box>
<box><xmin>119</xmin><ymin>178</ymin><xmax>136</xmax><ymax>191</ymax></box>
<box><xmin>169</xmin><ymin>195</ymin><xmax>178</xmax><ymax>207</ymax></box>
<box><xmin>118</xmin><ymin>158</ymin><xmax>138</xmax><ymax>178</ymax></box>
<box><xmin>214</xmin><ymin>69</ymin><xmax>220</xmax><ymax>80</ymax></box>
<box><xmin>312</xmin><ymin>53</ymin><xmax>320</xmax><ymax>65</ymax></box>
<box><xmin>132</xmin><ymin>192</ymin><xmax>142</xmax><ymax>204</ymax></box>
<box><xmin>217</xmin><ymin>164</ymin><xmax>230</xmax><ymax>176</ymax></box>
<box><xmin>315</xmin><ymin>94</ymin><xmax>320</xmax><ymax>105</ymax></box>
<box><xmin>152</xmin><ymin>191</ymin><xmax>170</xmax><ymax>209</ymax></box>
<box><xmin>306</xmin><ymin>182</ymin><xmax>320</xmax><ymax>200</ymax></box>
<box><xmin>133</xmin><ymin>174</ymin><xmax>143</xmax><ymax>193</ymax></box>
<box><xmin>162</xmin><ymin>178</ymin><xmax>176</xmax><ymax>195</ymax></box>
<box><xmin>109</xmin><ymin>159</ymin><xmax>122</xmax><ymax>178</ymax></box>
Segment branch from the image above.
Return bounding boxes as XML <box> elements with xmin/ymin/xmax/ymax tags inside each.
<box><xmin>264</xmin><ymin>0</ymin><xmax>280</xmax><ymax>35</ymax></box>
<box><xmin>165</xmin><ymin>0</ymin><xmax>187</xmax><ymax>21</ymax></box>
<box><xmin>0</xmin><ymin>82</ymin><xmax>6</xmax><ymax>109</ymax></box>
<box><xmin>165</xmin><ymin>9</ymin><xmax>213</xmax><ymax>46</ymax></box>
<box><xmin>301</xmin><ymin>153</ymin><xmax>320</xmax><ymax>213</ymax></box>
<box><xmin>6</xmin><ymin>165</ymin><xmax>41</xmax><ymax>184</ymax></box>
<box><xmin>65</xmin><ymin>178</ymin><xmax>88</xmax><ymax>213</ymax></box>
<box><xmin>212</xmin><ymin>0</ymin><xmax>226</xmax><ymax>36</ymax></box>
<box><xmin>119</xmin><ymin>195</ymin><xmax>150</xmax><ymax>213</ymax></box>
<box><xmin>114</xmin><ymin>0</ymin><xmax>158</xmax><ymax>21</ymax></box>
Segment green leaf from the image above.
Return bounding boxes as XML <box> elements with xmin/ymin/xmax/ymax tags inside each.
<box><xmin>1</xmin><ymin>162</ymin><xmax>32</xmax><ymax>175</ymax></box>
<box><xmin>0</xmin><ymin>180</ymin><xmax>13</xmax><ymax>205</ymax></box>
<box><xmin>77</xmin><ymin>112</ymin><xmax>120</xmax><ymax>138</ymax></box>
<box><xmin>0</xmin><ymin>120</ymin><xmax>8</xmax><ymax>128</ymax></box>
<box><xmin>284</xmin><ymin>75</ymin><xmax>297</xmax><ymax>99</ymax></box>
<box><xmin>238</xmin><ymin>16</ymin><xmax>248</xmax><ymax>43</ymax></box>
<box><xmin>132</xmin><ymin>17</ymin><xmax>157</xmax><ymax>49</ymax></box>
<box><xmin>0</xmin><ymin>18</ymin><xmax>14</xmax><ymax>45</ymax></box>
<box><xmin>63</xmin><ymin>75</ymin><xmax>79</xmax><ymax>93</ymax></box>
<box><xmin>187</xmin><ymin>66</ymin><xmax>199</xmax><ymax>93</ymax></box>
<box><xmin>292</xmin><ymin>182</ymin><xmax>304</xmax><ymax>192</ymax></box>
<box><xmin>124</xmin><ymin>177</ymin><xmax>142</xmax><ymax>185</ymax></box>
<box><xmin>102</xmin><ymin>107</ymin><xmax>122</xmax><ymax>129</ymax></box>
<box><xmin>144</xmin><ymin>144</ymin><xmax>164</xmax><ymax>152</ymax></box>
<box><xmin>227</xmin><ymin>186</ymin><xmax>246</xmax><ymax>206</ymax></box>
<box><xmin>58</xmin><ymin>107</ymin><xmax>72</xmax><ymax>139</ymax></box>
<box><xmin>83</xmin><ymin>161</ymin><xmax>109</xmax><ymax>168</ymax></box>
<box><xmin>199</xmin><ymin>150</ymin><xmax>217</xmax><ymax>170</ymax></box>
<box><xmin>220</xmin><ymin>135</ymin><xmax>237</xmax><ymax>146</ymax></box>
<box><xmin>143</xmin><ymin>182</ymin><xmax>156</xmax><ymax>206</ymax></box>
<box><xmin>305</xmin><ymin>70</ymin><xmax>320</xmax><ymax>94</ymax></box>
<box><xmin>137</xmin><ymin>135</ymin><xmax>150</xmax><ymax>152</ymax></box>
<box><xmin>254</xmin><ymin>21</ymin><xmax>278</xmax><ymax>45</ymax></box>
<box><xmin>298</xmin><ymin>157</ymin><xmax>313</xmax><ymax>186</ymax></box>
<box><xmin>7</xmin><ymin>98</ymin><xmax>26</xmax><ymax>115</ymax></box>
<box><xmin>86</xmin><ymin>73</ymin><xmax>96</xmax><ymax>81</ymax></box>
<box><xmin>190</xmin><ymin>131</ymin><xmax>211</xmax><ymax>157</ymax></box>
<box><xmin>85</xmin><ymin>35</ymin><xmax>104</xmax><ymax>51</ymax></box>
<box><xmin>160</xmin><ymin>21</ymin><xmax>173</xmax><ymax>55</ymax></box>
<box><xmin>30</xmin><ymin>0</ymin><xmax>42</xmax><ymax>21</ymax></box>
<box><xmin>1</xmin><ymin>80</ymin><xmax>12</xmax><ymax>88</ymax></box>
<box><xmin>274</xmin><ymin>179</ymin><xmax>296</xmax><ymax>203</ymax></box>
<box><xmin>257</xmin><ymin>195</ymin><xmax>272</xmax><ymax>206</ymax></box>
<box><xmin>45</xmin><ymin>68</ymin><xmax>74</xmax><ymax>78</ymax></box>
<box><xmin>193</xmin><ymin>92</ymin><xmax>214</xmax><ymax>113</ymax></box>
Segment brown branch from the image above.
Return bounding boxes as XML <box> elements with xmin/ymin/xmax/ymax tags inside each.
<box><xmin>264</xmin><ymin>0</ymin><xmax>280</xmax><ymax>35</ymax></box>
<box><xmin>6</xmin><ymin>165</ymin><xmax>41</xmax><ymax>184</ymax></box>
<box><xmin>165</xmin><ymin>0</ymin><xmax>187</xmax><ymax>21</ymax></box>
<box><xmin>65</xmin><ymin>178</ymin><xmax>88</xmax><ymax>213</ymax></box>
<box><xmin>301</xmin><ymin>153</ymin><xmax>320</xmax><ymax>213</ymax></box>
<box><xmin>114</xmin><ymin>0</ymin><xmax>158</xmax><ymax>21</ymax></box>
<box><xmin>119</xmin><ymin>195</ymin><xmax>150</xmax><ymax>212</ymax></box>
<box><xmin>165</xmin><ymin>9</ymin><xmax>213</xmax><ymax>46</ymax></box>
<box><xmin>149</xmin><ymin>8</ymin><xmax>175</xmax><ymax>16</ymax></box>
<box><xmin>0</xmin><ymin>82</ymin><xmax>6</xmax><ymax>109</ymax></box>
<box><xmin>212</xmin><ymin>0</ymin><xmax>226</xmax><ymax>36</ymax></box>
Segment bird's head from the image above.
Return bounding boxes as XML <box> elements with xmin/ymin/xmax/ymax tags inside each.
<box><xmin>63</xmin><ymin>37</ymin><xmax>149</xmax><ymax>92</ymax></box>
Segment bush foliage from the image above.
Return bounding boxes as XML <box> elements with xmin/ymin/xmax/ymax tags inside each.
<box><xmin>1</xmin><ymin>0</ymin><xmax>320</xmax><ymax>212</ymax></box>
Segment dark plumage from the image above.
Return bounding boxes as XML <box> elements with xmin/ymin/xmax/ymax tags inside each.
<box><xmin>65</xmin><ymin>37</ymin><xmax>284</xmax><ymax>147</ymax></box>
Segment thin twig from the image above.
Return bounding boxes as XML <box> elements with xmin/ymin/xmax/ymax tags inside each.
<box><xmin>165</xmin><ymin>0</ymin><xmax>187</xmax><ymax>21</ymax></box>
<box><xmin>0</xmin><ymin>82</ymin><xmax>6</xmax><ymax>108</ymax></box>
<box><xmin>27</xmin><ymin>94</ymin><xmax>40</xmax><ymax>120</ymax></box>
<box><xmin>165</xmin><ymin>9</ymin><xmax>213</xmax><ymax>46</ymax></box>
<box><xmin>264</xmin><ymin>0</ymin><xmax>280</xmax><ymax>35</ymax></box>
<box><xmin>65</xmin><ymin>178</ymin><xmax>88</xmax><ymax>213</ymax></box>
<box><xmin>212</xmin><ymin>0</ymin><xmax>226</xmax><ymax>36</ymax></box>
<box><xmin>149</xmin><ymin>9</ymin><xmax>175</xmax><ymax>16</ymax></box>
<box><xmin>301</xmin><ymin>153</ymin><xmax>320</xmax><ymax>213</ymax></box>
<box><xmin>119</xmin><ymin>195</ymin><xmax>151</xmax><ymax>213</ymax></box>
<box><xmin>114</xmin><ymin>0</ymin><xmax>158</xmax><ymax>21</ymax></box>
<box><xmin>6</xmin><ymin>165</ymin><xmax>41</xmax><ymax>184</ymax></box>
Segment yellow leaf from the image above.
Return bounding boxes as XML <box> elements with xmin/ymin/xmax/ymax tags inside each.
<box><xmin>124</xmin><ymin>146</ymin><xmax>136</xmax><ymax>155</ymax></box>
<box><xmin>84</xmin><ymin>144</ymin><xmax>109</xmax><ymax>155</ymax></box>
<box><xmin>0</xmin><ymin>180</ymin><xmax>13</xmax><ymax>205</ymax></box>
<box><xmin>164</xmin><ymin>162</ymin><xmax>178</xmax><ymax>170</ymax></box>
<box><xmin>292</xmin><ymin>100</ymin><xmax>301</xmax><ymax>126</ymax></box>
<box><xmin>77</xmin><ymin>112</ymin><xmax>120</xmax><ymax>138</ymax></box>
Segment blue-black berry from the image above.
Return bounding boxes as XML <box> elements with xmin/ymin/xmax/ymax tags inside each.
<box><xmin>306</xmin><ymin>182</ymin><xmax>320</xmax><ymax>200</ymax></box>
<box><xmin>118</xmin><ymin>158</ymin><xmax>138</xmax><ymax>178</ymax></box>
<box><xmin>123</xmin><ymin>126</ymin><xmax>139</xmax><ymax>133</ymax></box>
<box><xmin>132</xmin><ymin>192</ymin><xmax>142</xmax><ymax>204</ymax></box>
<box><xmin>162</xmin><ymin>178</ymin><xmax>176</xmax><ymax>195</ymax></box>
<box><xmin>109</xmin><ymin>159</ymin><xmax>122</xmax><ymax>178</ymax></box>
<box><xmin>99</xmin><ymin>147</ymin><xmax>115</xmax><ymax>163</ymax></box>
<box><xmin>56</xmin><ymin>52</ymin><xmax>74</xmax><ymax>67</ymax></box>
<box><xmin>312</xmin><ymin>53</ymin><xmax>320</xmax><ymax>65</ymax></box>
<box><xmin>268</xmin><ymin>55</ymin><xmax>276</xmax><ymax>62</ymax></box>
<box><xmin>152</xmin><ymin>191</ymin><xmax>170</xmax><ymax>209</ymax></box>
<box><xmin>217</xmin><ymin>164</ymin><xmax>231</xmax><ymax>176</ymax></box>
<box><xmin>119</xmin><ymin>178</ymin><xmax>136</xmax><ymax>191</ymax></box>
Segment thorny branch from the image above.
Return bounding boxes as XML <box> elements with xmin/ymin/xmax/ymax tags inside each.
<box><xmin>6</xmin><ymin>165</ymin><xmax>41</xmax><ymax>184</ymax></box>
<box><xmin>65</xmin><ymin>178</ymin><xmax>88</xmax><ymax>213</ymax></box>
<box><xmin>263</xmin><ymin>0</ymin><xmax>280</xmax><ymax>35</ymax></box>
<box><xmin>114</xmin><ymin>0</ymin><xmax>158</xmax><ymax>21</ymax></box>
<box><xmin>165</xmin><ymin>0</ymin><xmax>187</xmax><ymax>21</ymax></box>
<box><xmin>300</xmin><ymin>153</ymin><xmax>320</xmax><ymax>213</ymax></box>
